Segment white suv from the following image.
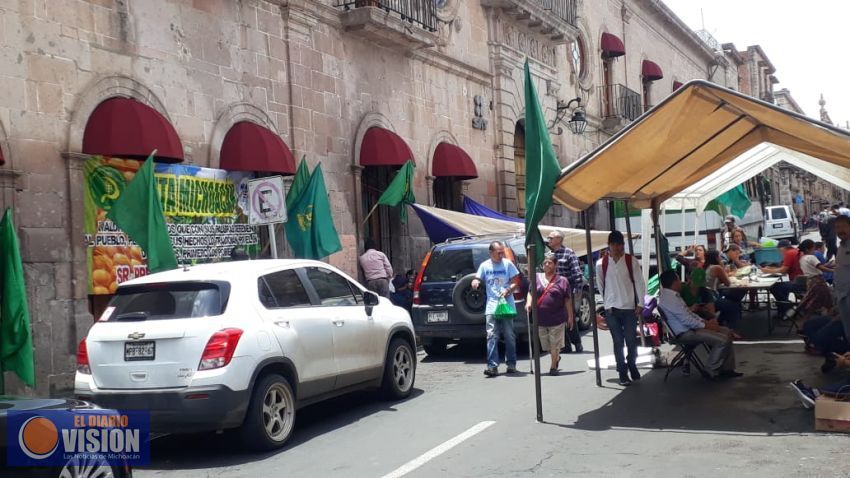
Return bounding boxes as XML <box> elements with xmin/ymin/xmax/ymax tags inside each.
<box><xmin>75</xmin><ymin>259</ymin><xmax>416</xmax><ymax>450</ymax></box>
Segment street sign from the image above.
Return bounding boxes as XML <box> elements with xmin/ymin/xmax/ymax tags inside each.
<box><xmin>248</xmin><ymin>176</ymin><xmax>287</xmax><ymax>225</ymax></box>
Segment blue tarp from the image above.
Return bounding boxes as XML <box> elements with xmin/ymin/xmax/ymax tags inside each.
<box><xmin>410</xmin><ymin>204</ymin><xmax>466</xmax><ymax>244</ymax></box>
<box><xmin>462</xmin><ymin>195</ymin><xmax>523</xmax><ymax>223</ymax></box>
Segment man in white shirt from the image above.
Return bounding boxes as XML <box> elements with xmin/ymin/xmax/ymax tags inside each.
<box><xmin>595</xmin><ymin>231</ymin><xmax>646</xmax><ymax>386</ymax></box>
<box><xmin>657</xmin><ymin>270</ymin><xmax>742</xmax><ymax>379</ymax></box>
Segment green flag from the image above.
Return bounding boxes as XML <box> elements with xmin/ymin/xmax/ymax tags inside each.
<box><xmin>107</xmin><ymin>154</ymin><xmax>178</xmax><ymax>273</ymax></box>
<box><xmin>0</xmin><ymin>208</ymin><xmax>35</xmax><ymax>392</ymax></box>
<box><xmin>286</xmin><ymin>155</ymin><xmax>310</xmax><ymax>211</ymax></box>
<box><xmin>705</xmin><ymin>184</ymin><xmax>752</xmax><ymax>219</ymax></box>
<box><xmin>522</xmin><ymin>60</ymin><xmax>561</xmax><ymax>266</ymax></box>
<box><xmin>285</xmin><ymin>163</ymin><xmax>342</xmax><ymax>259</ymax></box>
<box><xmin>376</xmin><ymin>159</ymin><xmax>416</xmax><ymax>223</ymax></box>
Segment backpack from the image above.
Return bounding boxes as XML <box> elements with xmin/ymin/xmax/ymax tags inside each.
<box><xmin>601</xmin><ymin>253</ymin><xmax>639</xmax><ymax>307</ymax></box>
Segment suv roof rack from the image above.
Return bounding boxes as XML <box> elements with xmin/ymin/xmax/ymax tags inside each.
<box><xmin>442</xmin><ymin>231</ymin><xmax>523</xmax><ymax>244</ymax></box>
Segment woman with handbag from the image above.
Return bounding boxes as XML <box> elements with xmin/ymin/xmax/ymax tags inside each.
<box><xmin>526</xmin><ymin>253</ymin><xmax>574</xmax><ymax>375</ymax></box>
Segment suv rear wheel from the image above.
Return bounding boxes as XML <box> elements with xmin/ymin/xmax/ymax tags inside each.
<box><xmin>576</xmin><ymin>289</ymin><xmax>592</xmax><ymax>330</ymax></box>
<box><xmin>382</xmin><ymin>338</ymin><xmax>415</xmax><ymax>399</ymax></box>
<box><xmin>238</xmin><ymin>373</ymin><xmax>296</xmax><ymax>450</ymax></box>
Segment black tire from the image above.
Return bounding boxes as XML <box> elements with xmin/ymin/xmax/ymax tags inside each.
<box><xmin>237</xmin><ymin>373</ymin><xmax>296</xmax><ymax>451</ymax></box>
<box><xmin>575</xmin><ymin>288</ymin><xmax>592</xmax><ymax>331</ymax></box>
<box><xmin>423</xmin><ymin>339</ymin><xmax>448</xmax><ymax>356</ymax></box>
<box><xmin>382</xmin><ymin>338</ymin><xmax>416</xmax><ymax>400</ymax></box>
<box><xmin>452</xmin><ymin>273</ymin><xmax>486</xmax><ymax>321</ymax></box>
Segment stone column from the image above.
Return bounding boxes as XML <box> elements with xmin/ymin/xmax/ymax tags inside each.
<box><xmin>425</xmin><ymin>175</ymin><xmax>435</xmax><ymax>206</ymax></box>
<box><xmin>63</xmin><ymin>153</ymin><xmax>95</xmax><ymax>347</ymax></box>
<box><xmin>351</xmin><ymin>163</ymin><xmax>364</xmax><ymax>257</ymax></box>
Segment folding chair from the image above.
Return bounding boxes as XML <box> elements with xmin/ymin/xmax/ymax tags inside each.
<box><xmin>776</xmin><ymin>302</ymin><xmax>803</xmax><ymax>335</ymax></box>
<box><xmin>657</xmin><ymin>308</ymin><xmax>712</xmax><ymax>382</ymax></box>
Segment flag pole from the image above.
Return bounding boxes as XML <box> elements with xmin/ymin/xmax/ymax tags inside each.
<box><xmin>362</xmin><ymin>202</ymin><xmax>380</xmax><ymax>226</ymax></box>
<box><xmin>527</xmin><ymin>242</ymin><xmax>544</xmax><ymax>422</ymax></box>
<box><xmin>585</xmin><ymin>210</ymin><xmax>602</xmax><ymax>387</ymax></box>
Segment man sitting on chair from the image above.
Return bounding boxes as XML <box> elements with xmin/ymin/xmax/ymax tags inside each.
<box><xmin>658</xmin><ymin>270</ymin><xmax>744</xmax><ymax>380</ymax></box>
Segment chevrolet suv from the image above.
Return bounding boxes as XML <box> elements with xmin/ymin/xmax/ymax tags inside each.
<box><xmin>75</xmin><ymin>260</ymin><xmax>416</xmax><ymax>450</ymax></box>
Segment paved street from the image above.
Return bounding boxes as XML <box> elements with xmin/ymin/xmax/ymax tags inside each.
<box><xmin>135</xmin><ymin>312</ymin><xmax>847</xmax><ymax>478</ymax></box>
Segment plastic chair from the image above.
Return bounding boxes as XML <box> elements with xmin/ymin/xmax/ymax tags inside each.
<box><xmin>657</xmin><ymin>308</ymin><xmax>712</xmax><ymax>382</ymax></box>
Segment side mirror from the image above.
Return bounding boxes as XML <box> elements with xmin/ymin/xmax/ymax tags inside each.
<box><xmin>364</xmin><ymin>290</ymin><xmax>380</xmax><ymax>317</ymax></box>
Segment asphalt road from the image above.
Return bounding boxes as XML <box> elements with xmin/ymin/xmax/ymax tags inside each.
<box><xmin>135</xmin><ymin>313</ymin><xmax>848</xmax><ymax>478</ymax></box>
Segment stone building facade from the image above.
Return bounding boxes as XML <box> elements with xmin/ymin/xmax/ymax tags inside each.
<box><xmin>0</xmin><ymin>0</ymin><xmax>829</xmax><ymax>395</ymax></box>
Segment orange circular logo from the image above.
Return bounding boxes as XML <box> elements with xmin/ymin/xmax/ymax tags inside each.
<box><xmin>18</xmin><ymin>416</ymin><xmax>59</xmax><ymax>460</ymax></box>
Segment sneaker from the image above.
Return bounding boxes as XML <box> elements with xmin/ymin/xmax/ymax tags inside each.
<box><xmin>718</xmin><ymin>370</ymin><xmax>744</xmax><ymax>379</ymax></box>
<box><xmin>629</xmin><ymin>365</ymin><xmax>641</xmax><ymax>382</ymax></box>
<box><xmin>483</xmin><ymin>367</ymin><xmax>498</xmax><ymax>377</ymax></box>
<box><xmin>548</xmin><ymin>368</ymin><xmax>559</xmax><ymax>376</ymax></box>
<box><xmin>506</xmin><ymin>366</ymin><xmax>518</xmax><ymax>374</ymax></box>
<box><xmin>574</xmin><ymin>343</ymin><xmax>584</xmax><ymax>353</ymax></box>
<box><xmin>790</xmin><ymin>380</ymin><xmax>816</xmax><ymax>409</ymax></box>
<box><xmin>618</xmin><ymin>373</ymin><xmax>632</xmax><ymax>386</ymax></box>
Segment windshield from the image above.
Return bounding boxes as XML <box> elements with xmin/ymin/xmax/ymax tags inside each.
<box><xmin>106</xmin><ymin>282</ymin><xmax>228</xmax><ymax>321</ymax></box>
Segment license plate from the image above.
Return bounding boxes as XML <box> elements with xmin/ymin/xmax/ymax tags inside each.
<box><xmin>772</xmin><ymin>223</ymin><xmax>783</xmax><ymax>229</ymax></box>
<box><xmin>427</xmin><ymin>311</ymin><xmax>449</xmax><ymax>323</ymax></box>
<box><xmin>124</xmin><ymin>341</ymin><xmax>155</xmax><ymax>361</ymax></box>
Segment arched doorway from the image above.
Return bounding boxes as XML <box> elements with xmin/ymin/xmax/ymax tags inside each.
<box><xmin>514</xmin><ymin>121</ymin><xmax>526</xmax><ymax>217</ymax></box>
<box><xmin>359</xmin><ymin>127</ymin><xmax>415</xmax><ymax>265</ymax></box>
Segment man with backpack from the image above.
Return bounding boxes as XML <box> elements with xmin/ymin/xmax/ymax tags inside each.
<box><xmin>595</xmin><ymin>231</ymin><xmax>646</xmax><ymax>386</ymax></box>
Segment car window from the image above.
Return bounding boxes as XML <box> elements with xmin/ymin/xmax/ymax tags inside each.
<box><xmin>771</xmin><ymin>208</ymin><xmax>788</xmax><ymax>220</ymax></box>
<box><xmin>108</xmin><ymin>282</ymin><xmax>226</xmax><ymax>321</ymax></box>
<box><xmin>423</xmin><ymin>246</ymin><xmax>490</xmax><ymax>282</ymax></box>
<box><xmin>305</xmin><ymin>267</ymin><xmax>359</xmax><ymax>306</ymax></box>
<box><xmin>508</xmin><ymin>239</ymin><xmax>529</xmax><ymax>275</ymax></box>
<box><xmin>259</xmin><ymin>269</ymin><xmax>312</xmax><ymax>308</ymax></box>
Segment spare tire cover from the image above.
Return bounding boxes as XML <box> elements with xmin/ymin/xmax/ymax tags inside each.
<box><xmin>452</xmin><ymin>273</ymin><xmax>487</xmax><ymax>321</ymax></box>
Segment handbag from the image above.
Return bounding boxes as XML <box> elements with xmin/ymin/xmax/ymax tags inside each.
<box><xmin>493</xmin><ymin>297</ymin><xmax>517</xmax><ymax>320</ymax></box>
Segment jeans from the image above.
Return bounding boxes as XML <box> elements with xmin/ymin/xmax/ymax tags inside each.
<box><xmin>715</xmin><ymin>297</ymin><xmax>742</xmax><ymax>330</ymax></box>
<box><xmin>486</xmin><ymin>314</ymin><xmax>516</xmax><ymax>369</ymax></box>
<box><xmin>605</xmin><ymin>308</ymin><xmax>638</xmax><ymax>374</ymax></box>
<box><xmin>770</xmin><ymin>280</ymin><xmax>806</xmax><ymax>315</ymax></box>
<box><xmin>804</xmin><ymin>316</ymin><xmax>848</xmax><ymax>357</ymax></box>
<box><xmin>366</xmin><ymin>278</ymin><xmax>390</xmax><ymax>298</ymax></box>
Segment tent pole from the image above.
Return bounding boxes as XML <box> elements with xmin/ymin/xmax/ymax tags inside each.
<box><xmin>624</xmin><ymin>201</ymin><xmax>645</xmax><ymax>347</ymax></box>
<box><xmin>584</xmin><ymin>209</ymin><xmax>602</xmax><ymax>387</ymax></box>
<box><xmin>527</xmin><ymin>243</ymin><xmax>544</xmax><ymax>422</ymax></box>
<box><xmin>652</xmin><ymin>200</ymin><xmax>666</xmax><ymax>274</ymax></box>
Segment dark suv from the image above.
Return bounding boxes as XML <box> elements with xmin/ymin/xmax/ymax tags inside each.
<box><xmin>411</xmin><ymin>234</ymin><xmax>593</xmax><ymax>356</ymax></box>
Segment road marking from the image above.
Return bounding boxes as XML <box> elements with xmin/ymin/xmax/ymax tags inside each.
<box><xmin>380</xmin><ymin>421</ymin><xmax>496</xmax><ymax>478</ymax></box>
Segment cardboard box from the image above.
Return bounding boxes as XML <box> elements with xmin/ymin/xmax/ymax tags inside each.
<box><xmin>815</xmin><ymin>396</ymin><xmax>850</xmax><ymax>433</ymax></box>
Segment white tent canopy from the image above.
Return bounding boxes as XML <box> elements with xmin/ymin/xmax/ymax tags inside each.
<box><xmin>664</xmin><ymin>143</ymin><xmax>850</xmax><ymax>213</ymax></box>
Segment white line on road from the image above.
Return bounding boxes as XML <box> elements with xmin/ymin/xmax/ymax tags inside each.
<box><xmin>380</xmin><ymin>421</ymin><xmax>496</xmax><ymax>478</ymax></box>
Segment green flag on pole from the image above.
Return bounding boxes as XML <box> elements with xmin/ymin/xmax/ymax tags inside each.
<box><xmin>522</xmin><ymin>60</ymin><xmax>562</xmax><ymax>266</ymax></box>
<box><xmin>107</xmin><ymin>154</ymin><xmax>178</xmax><ymax>274</ymax></box>
<box><xmin>705</xmin><ymin>184</ymin><xmax>752</xmax><ymax>220</ymax></box>
<box><xmin>285</xmin><ymin>163</ymin><xmax>342</xmax><ymax>259</ymax></box>
<box><xmin>0</xmin><ymin>208</ymin><xmax>36</xmax><ymax>392</ymax></box>
<box><xmin>374</xmin><ymin>159</ymin><xmax>416</xmax><ymax>223</ymax></box>
<box><xmin>286</xmin><ymin>155</ymin><xmax>310</xmax><ymax>211</ymax></box>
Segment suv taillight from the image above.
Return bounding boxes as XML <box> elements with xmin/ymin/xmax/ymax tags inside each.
<box><xmin>412</xmin><ymin>251</ymin><xmax>431</xmax><ymax>305</ymax></box>
<box><xmin>199</xmin><ymin>328</ymin><xmax>243</xmax><ymax>371</ymax></box>
<box><xmin>76</xmin><ymin>338</ymin><xmax>90</xmax><ymax>374</ymax></box>
<box><xmin>502</xmin><ymin>247</ymin><xmax>526</xmax><ymax>301</ymax></box>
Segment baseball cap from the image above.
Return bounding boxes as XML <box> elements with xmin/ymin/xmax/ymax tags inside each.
<box><xmin>724</xmin><ymin>215</ymin><xmax>735</xmax><ymax>223</ymax></box>
<box><xmin>777</xmin><ymin>239</ymin><xmax>793</xmax><ymax>248</ymax></box>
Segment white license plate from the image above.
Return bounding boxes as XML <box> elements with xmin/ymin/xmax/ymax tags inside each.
<box><xmin>427</xmin><ymin>311</ymin><xmax>449</xmax><ymax>323</ymax></box>
<box><xmin>772</xmin><ymin>223</ymin><xmax>783</xmax><ymax>229</ymax></box>
<box><xmin>124</xmin><ymin>341</ymin><xmax>155</xmax><ymax>361</ymax></box>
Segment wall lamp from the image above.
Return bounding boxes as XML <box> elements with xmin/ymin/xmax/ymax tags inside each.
<box><xmin>554</xmin><ymin>97</ymin><xmax>587</xmax><ymax>134</ymax></box>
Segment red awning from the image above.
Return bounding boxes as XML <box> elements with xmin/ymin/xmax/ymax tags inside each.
<box><xmin>642</xmin><ymin>60</ymin><xmax>664</xmax><ymax>82</ymax></box>
<box><xmin>220</xmin><ymin>122</ymin><xmax>296</xmax><ymax>175</ymax></box>
<box><xmin>432</xmin><ymin>143</ymin><xmax>478</xmax><ymax>179</ymax></box>
<box><xmin>601</xmin><ymin>32</ymin><xmax>625</xmax><ymax>59</ymax></box>
<box><xmin>360</xmin><ymin>127</ymin><xmax>414</xmax><ymax>167</ymax></box>
<box><xmin>672</xmin><ymin>80</ymin><xmax>684</xmax><ymax>90</ymax></box>
<box><xmin>0</xmin><ymin>147</ymin><xmax>4</xmax><ymax>166</ymax></box>
<box><xmin>82</xmin><ymin>97</ymin><xmax>183</xmax><ymax>162</ymax></box>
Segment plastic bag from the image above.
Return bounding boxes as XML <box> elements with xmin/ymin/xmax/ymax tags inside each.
<box><xmin>493</xmin><ymin>297</ymin><xmax>517</xmax><ymax>319</ymax></box>
<box><xmin>759</xmin><ymin>237</ymin><xmax>777</xmax><ymax>248</ymax></box>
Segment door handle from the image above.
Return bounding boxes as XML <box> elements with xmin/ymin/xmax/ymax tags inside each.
<box><xmin>332</xmin><ymin>320</ymin><xmax>345</xmax><ymax>327</ymax></box>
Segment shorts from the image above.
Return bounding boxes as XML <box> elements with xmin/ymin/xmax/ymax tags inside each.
<box><xmin>538</xmin><ymin>322</ymin><xmax>566</xmax><ymax>352</ymax></box>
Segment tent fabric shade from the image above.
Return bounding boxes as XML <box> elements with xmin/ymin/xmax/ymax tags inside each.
<box><xmin>641</xmin><ymin>60</ymin><xmax>664</xmax><ymax>81</ymax></box>
<box><xmin>220</xmin><ymin>121</ymin><xmax>296</xmax><ymax>174</ymax></box>
<box><xmin>410</xmin><ymin>203</ymin><xmax>614</xmax><ymax>257</ymax></box>
<box><xmin>83</xmin><ymin>97</ymin><xmax>184</xmax><ymax>162</ymax></box>
<box><xmin>360</xmin><ymin>127</ymin><xmax>414</xmax><ymax>167</ymax></box>
<box><xmin>432</xmin><ymin>143</ymin><xmax>478</xmax><ymax>179</ymax></box>
<box><xmin>601</xmin><ymin>32</ymin><xmax>626</xmax><ymax>58</ymax></box>
<box><xmin>553</xmin><ymin>80</ymin><xmax>850</xmax><ymax>211</ymax></box>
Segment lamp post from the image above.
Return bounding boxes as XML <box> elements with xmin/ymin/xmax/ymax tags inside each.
<box><xmin>554</xmin><ymin>97</ymin><xmax>588</xmax><ymax>134</ymax></box>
